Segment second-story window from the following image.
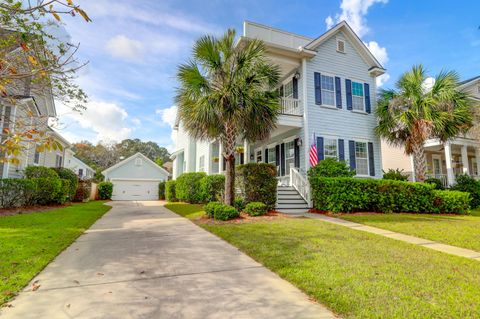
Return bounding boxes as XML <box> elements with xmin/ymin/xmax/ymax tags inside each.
<box><xmin>321</xmin><ymin>75</ymin><xmax>335</xmax><ymax>106</ymax></box>
<box><xmin>282</xmin><ymin>80</ymin><xmax>293</xmax><ymax>98</ymax></box>
<box><xmin>351</xmin><ymin>82</ymin><xmax>365</xmax><ymax>111</ymax></box>
<box><xmin>33</xmin><ymin>148</ymin><xmax>40</xmax><ymax>164</ymax></box>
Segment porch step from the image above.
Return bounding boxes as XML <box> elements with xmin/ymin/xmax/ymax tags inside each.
<box><xmin>276</xmin><ymin>186</ymin><xmax>310</xmax><ymax>215</ymax></box>
<box><xmin>277</xmin><ymin>198</ymin><xmax>307</xmax><ymax>204</ymax></box>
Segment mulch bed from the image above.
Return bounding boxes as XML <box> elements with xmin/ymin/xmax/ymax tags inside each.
<box><xmin>195</xmin><ymin>210</ymin><xmax>290</xmax><ymax>225</ymax></box>
<box><xmin>0</xmin><ymin>204</ymin><xmax>70</xmax><ymax>217</ymax></box>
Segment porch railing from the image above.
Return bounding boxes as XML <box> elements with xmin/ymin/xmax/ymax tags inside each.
<box><xmin>425</xmin><ymin>174</ymin><xmax>449</xmax><ymax>188</ymax></box>
<box><xmin>280</xmin><ymin>97</ymin><xmax>302</xmax><ymax>116</ymax></box>
<box><xmin>289</xmin><ymin>167</ymin><xmax>312</xmax><ymax>207</ymax></box>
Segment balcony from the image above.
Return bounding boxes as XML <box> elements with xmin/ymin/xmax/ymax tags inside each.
<box><xmin>280</xmin><ymin>97</ymin><xmax>302</xmax><ymax>116</ymax></box>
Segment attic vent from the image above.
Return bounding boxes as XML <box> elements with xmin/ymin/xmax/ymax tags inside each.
<box><xmin>337</xmin><ymin>39</ymin><xmax>345</xmax><ymax>53</ymax></box>
<box><xmin>135</xmin><ymin>158</ymin><xmax>143</xmax><ymax>166</ymax></box>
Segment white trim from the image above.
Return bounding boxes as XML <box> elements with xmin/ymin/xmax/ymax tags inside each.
<box><xmin>320</xmin><ymin>105</ymin><xmax>339</xmax><ymax>110</ymax></box>
<box><xmin>102</xmin><ymin>152</ymin><xmax>170</xmax><ymax>176</ymax></box>
<box><xmin>282</xmin><ymin>135</ymin><xmax>298</xmax><ymax>143</ymax></box>
<box><xmin>431</xmin><ymin>154</ymin><xmax>443</xmax><ymax>175</ymax></box>
<box><xmin>302</xmin><ymin>57</ymin><xmax>310</xmax><ymax>170</ymax></box>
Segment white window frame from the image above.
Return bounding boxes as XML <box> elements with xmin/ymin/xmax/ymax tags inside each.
<box><xmin>282</xmin><ymin>79</ymin><xmax>294</xmax><ymax>98</ymax></box>
<box><xmin>354</xmin><ymin>141</ymin><xmax>369</xmax><ymax>176</ymax></box>
<box><xmin>255</xmin><ymin>148</ymin><xmax>262</xmax><ymax>163</ymax></box>
<box><xmin>55</xmin><ymin>154</ymin><xmax>63</xmax><ymax>168</ymax></box>
<box><xmin>336</xmin><ymin>39</ymin><xmax>345</xmax><ymax>53</ymax></box>
<box><xmin>324</xmin><ymin>138</ymin><xmax>338</xmax><ymax>160</ymax></box>
<box><xmin>351</xmin><ymin>81</ymin><xmax>365</xmax><ymax>111</ymax></box>
<box><xmin>268</xmin><ymin>147</ymin><xmax>276</xmax><ymax>165</ymax></box>
<box><xmin>471</xmin><ymin>157</ymin><xmax>478</xmax><ymax>176</ymax></box>
<box><xmin>432</xmin><ymin>154</ymin><xmax>442</xmax><ymax>176</ymax></box>
<box><xmin>321</xmin><ymin>74</ymin><xmax>335</xmax><ymax>107</ymax></box>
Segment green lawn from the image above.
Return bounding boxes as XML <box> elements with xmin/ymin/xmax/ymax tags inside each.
<box><xmin>0</xmin><ymin>201</ymin><xmax>111</xmax><ymax>305</ymax></box>
<box><xmin>164</xmin><ymin>202</ymin><xmax>205</xmax><ymax>220</ymax></box>
<box><xmin>339</xmin><ymin>212</ymin><xmax>480</xmax><ymax>252</ymax></box>
<box><xmin>200</xmin><ymin>217</ymin><xmax>480</xmax><ymax>319</ymax></box>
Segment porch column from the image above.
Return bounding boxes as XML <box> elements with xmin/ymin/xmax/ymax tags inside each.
<box><xmin>461</xmin><ymin>145</ymin><xmax>470</xmax><ymax>175</ymax></box>
<box><xmin>244</xmin><ymin>139</ymin><xmax>249</xmax><ymax>164</ymax></box>
<box><xmin>409</xmin><ymin>155</ymin><xmax>416</xmax><ymax>182</ymax></box>
<box><xmin>218</xmin><ymin>140</ymin><xmax>224</xmax><ymax>172</ymax></box>
<box><xmin>475</xmin><ymin>148</ymin><xmax>480</xmax><ymax>176</ymax></box>
<box><xmin>444</xmin><ymin>142</ymin><xmax>455</xmax><ymax>186</ymax></box>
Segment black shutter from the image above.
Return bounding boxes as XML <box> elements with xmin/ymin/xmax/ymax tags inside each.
<box><xmin>280</xmin><ymin>143</ymin><xmax>286</xmax><ymax>176</ymax></box>
<box><xmin>265</xmin><ymin>148</ymin><xmax>268</xmax><ymax>163</ymax></box>
<box><xmin>279</xmin><ymin>85</ymin><xmax>284</xmax><ymax>97</ymax></box>
<box><xmin>240</xmin><ymin>153</ymin><xmax>244</xmax><ymax>165</ymax></box>
<box><xmin>338</xmin><ymin>139</ymin><xmax>345</xmax><ymax>161</ymax></box>
<box><xmin>349</xmin><ymin>140</ymin><xmax>356</xmax><ymax>170</ymax></box>
<box><xmin>294</xmin><ymin>138</ymin><xmax>300</xmax><ymax>168</ymax></box>
<box><xmin>368</xmin><ymin>142</ymin><xmax>375</xmax><ymax>176</ymax></box>
<box><xmin>275</xmin><ymin>145</ymin><xmax>280</xmax><ymax>167</ymax></box>
<box><xmin>346</xmin><ymin>79</ymin><xmax>353</xmax><ymax>110</ymax></box>
<box><xmin>292</xmin><ymin>77</ymin><xmax>298</xmax><ymax>99</ymax></box>
<box><xmin>364</xmin><ymin>83</ymin><xmax>371</xmax><ymax>113</ymax></box>
<box><xmin>222</xmin><ymin>156</ymin><xmax>226</xmax><ymax>171</ymax></box>
<box><xmin>316</xmin><ymin>136</ymin><xmax>324</xmax><ymax>161</ymax></box>
<box><xmin>314</xmin><ymin>72</ymin><xmax>322</xmax><ymax>105</ymax></box>
<box><xmin>335</xmin><ymin>76</ymin><xmax>342</xmax><ymax>108</ymax></box>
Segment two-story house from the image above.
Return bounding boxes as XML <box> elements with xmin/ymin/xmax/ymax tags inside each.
<box><xmin>382</xmin><ymin>76</ymin><xmax>480</xmax><ymax>187</ymax></box>
<box><xmin>171</xmin><ymin>21</ymin><xmax>386</xmax><ymax>213</ymax></box>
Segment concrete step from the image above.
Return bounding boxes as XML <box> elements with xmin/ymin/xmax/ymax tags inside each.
<box><xmin>277</xmin><ymin>190</ymin><xmax>299</xmax><ymax>195</ymax></box>
<box><xmin>278</xmin><ymin>186</ymin><xmax>295</xmax><ymax>191</ymax></box>
<box><xmin>276</xmin><ymin>208</ymin><xmax>310</xmax><ymax>215</ymax></box>
<box><xmin>277</xmin><ymin>198</ymin><xmax>308</xmax><ymax>204</ymax></box>
<box><xmin>277</xmin><ymin>195</ymin><xmax>304</xmax><ymax>201</ymax></box>
<box><xmin>276</xmin><ymin>203</ymin><xmax>310</xmax><ymax>209</ymax></box>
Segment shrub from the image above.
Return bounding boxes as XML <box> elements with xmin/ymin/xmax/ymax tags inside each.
<box><xmin>309</xmin><ymin>177</ymin><xmax>470</xmax><ymax>214</ymax></box>
<box><xmin>31</xmin><ymin>177</ymin><xmax>62</xmax><ymax>205</ymax></box>
<box><xmin>24</xmin><ymin>166</ymin><xmax>58</xmax><ymax>179</ymax></box>
<box><xmin>424</xmin><ymin>177</ymin><xmax>444</xmax><ymax>190</ymax></box>
<box><xmin>0</xmin><ymin>179</ymin><xmax>35</xmax><ymax>208</ymax></box>
<box><xmin>234</xmin><ymin>197</ymin><xmax>246</xmax><ymax>212</ymax></box>
<box><xmin>54</xmin><ymin>179</ymin><xmax>71</xmax><ymax>204</ymax></box>
<box><xmin>74</xmin><ymin>179</ymin><xmax>92</xmax><ymax>202</ymax></box>
<box><xmin>158</xmin><ymin>181</ymin><xmax>166</xmax><ymax>200</ymax></box>
<box><xmin>244</xmin><ymin>202</ymin><xmax>267</xmax><ymax>216</ymax></box>
<box><xmin>213</xmin><ymin>204</ymin><xmax>239</xmax><ymax>221</ymax></box>
<box><xmin>382</xmin><ymin>168</ymin><xmax>409</xmax><ymax>181</ymax></box>
<box><xmin>236</xmin><ymin>163</ymin><xmax>277</xmax><ymax>210</ymax></box>
<box><xmin>176</xmin><ymin>172</ymin><xmax>206</xmax><ymax>203</ymax></box>
<box><xmin>204</xmin><ymin>201</ymin><xmax>223</xmax><ymax>218</ymax></box>
<box><xmin>451</xmin><ymin>174</ymin><xmax>480</xmax><ymax>208</ymax></box>
<box><xmin>308</xmin><ymin>158</ymin><xmax>355</xmax><ymax>180</ymax></box>
<box><xmin>53</xmin><ymin>167</ymin><xmax>78</xmax><ymax>200</ymax></box>
<box><xmin>165</xmin><ymin>180</ymin><xmax>177</xmax><ymax>202</ymax></box>
<box><xmin>432</xmin><ymin>190</ymin><xmax>470</xmax><ymax>214</ymax></box>
<box><xmin>200</xmin><ymin>174</ymin><xmax>225</xmax><ymax>202</ymax></box>
<box><xmin>98</xmin><ymin>182</ymin><xmax>114</xmax><ymax>200</ymax></box>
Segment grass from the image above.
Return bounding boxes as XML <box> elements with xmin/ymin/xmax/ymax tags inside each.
<box><xmin>339</xmin><ymin>211</ymin><xmax>480</xmax><ymax>252</ymax></box>
<box><xmin>164</xmin><ymin>202</ymin><xmax>205</xmax><ymax>220</ymax></box>
<box><xmin>200</xmin><ymin>218</ymin><xmax>480</xmax><ymax>319</ymax></box>
<box><xmin>0</xmin><ymin>201</ymin><xmax>111</xmax><ymax>305</ymax></box>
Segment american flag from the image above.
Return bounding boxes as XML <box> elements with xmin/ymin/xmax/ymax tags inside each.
<box><xmin>309</xmin><ymin>133</ymin><xmax>318</xmax><ymax>167</ymax></box>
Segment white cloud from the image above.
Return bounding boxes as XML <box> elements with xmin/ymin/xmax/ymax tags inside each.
<box><xmin>131</xmin><ymin>117</ymin><xmax>141</xmax><ymax>126</ymax></box>
<box><xmin>156</xmin><ymin>105</ymin><xmax>178</xmax><ymax>152</ymax></box>
<box><xmin>376</xmin><ymin>73</ymin><xmax>390</xmax><ymax>87</ymax></box>
<box><xmin>325</xmin><ymin>16</ymin><xmax>335</xmax><ymax>30</ymax></box>
<box><xmin>364</xmin><ymin>41</ymin><xmax>388</xmax><ymax>65</ymax></box>
<box><xmin>55</xmin><ymin>100</ymin><xmax>132</xmax><ymax>142</ymax></box>
<box><xmin>106</xmin><ymin>35</ymin><xmax>144</xmax><ymax>61</ymax></box>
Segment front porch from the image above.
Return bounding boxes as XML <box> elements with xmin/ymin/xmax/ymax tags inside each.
<box><xmin>424</xmin><ymin>138</ymin><xmax>480</xmax><ymax>187</ymax></box>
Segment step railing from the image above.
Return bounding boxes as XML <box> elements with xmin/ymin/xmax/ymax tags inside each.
<box><xmin>289</xmin><ymin>167</ymin><xmax>312</xmax><ymax>207</ymax></box>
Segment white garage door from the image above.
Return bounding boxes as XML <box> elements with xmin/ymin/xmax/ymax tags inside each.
<box><xmin>111</xmin><ymin>180</ymin><xmax>160</xmax><ymax>201</ymax></box>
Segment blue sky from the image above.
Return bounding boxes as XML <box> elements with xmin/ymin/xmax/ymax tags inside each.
<box><xmin>55</xmin><ymin>0</ymin><xmax>480</xmax><ymax>151</ymax></box>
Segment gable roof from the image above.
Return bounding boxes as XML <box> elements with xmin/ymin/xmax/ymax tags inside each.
<box><xmin>304</xmin><ymin>21</ymin><xmax>385</xmax><ymax>74</ymax></box>
<box><xmin>102</xmin><ymin>152</ymin><xmax>170</xmax><ymax>176</ymax></box>
<box><xmin>459</xmin><ymin>76</ymin><xmax>480</xmax><ymax>86</ymax></box>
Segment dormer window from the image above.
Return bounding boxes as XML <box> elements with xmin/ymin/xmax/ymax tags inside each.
<box><xmin>336</xmin><ymin>39</ymin><xmax>345</xmax><ymax>53</ymax></box>
<box><xmin>135</xmin><ymin>158</ymin><xmax>143</xmax><ymax>166</ymax></box>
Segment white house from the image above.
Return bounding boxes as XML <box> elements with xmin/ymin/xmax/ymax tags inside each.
<box><xmin>381</xmin><ymin>75</ymin><xmax>480</xmax><ymax>187</ymax></box>
<box><xmin>171</xmin><ymin>20</ymin><xmax>386</xmax><ymax>213</ymax></box>
<box><xmin>102</xmin><ymin>152</ymin><xmax>170</xmax><ymax>201</ymax></box>
<box><xmin>64</xmin><ymin>148</ymin><xmax>95</xmax><ymax>179</ymax></box>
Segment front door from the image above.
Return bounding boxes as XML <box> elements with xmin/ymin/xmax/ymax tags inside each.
<box><xmin>432</xmin><ymin>155</ymin><xmax>442</xmax><ymax>177</ymax></box>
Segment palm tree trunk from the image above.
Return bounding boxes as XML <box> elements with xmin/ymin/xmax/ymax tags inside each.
<box><xmin>224</xmin><ymin>154</ymin><xmax>235</xmax><ymax>206</ymax></box>
<box><xmin>412</xmin><ymin>143</ymin><xmax>427</xmax><ymax>182</ymax></box>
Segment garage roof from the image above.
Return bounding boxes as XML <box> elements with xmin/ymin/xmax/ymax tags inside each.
<box><xmin>102</xmin><ymin>152</ymin><xmax>170</xmax><ymax>176</ymax></box>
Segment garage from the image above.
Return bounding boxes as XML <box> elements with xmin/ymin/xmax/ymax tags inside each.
<box><xmin>102</xmin><ymin>152</ymin><xmax>170</xmax><ymax>201</ymax></box>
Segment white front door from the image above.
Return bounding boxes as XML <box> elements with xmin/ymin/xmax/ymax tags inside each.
<box><xmin>111</xmin><ymin>180</ymin><xmax>160</xmax><ymax>201</ymax></box>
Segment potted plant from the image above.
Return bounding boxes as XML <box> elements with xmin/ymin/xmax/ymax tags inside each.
<box><xmin>213</xmin><ymin>156</ymin><xmax>220</xmax><ymax>163</ymax></box>
<box><xmin>235</xmin><ymin>146</ymin><xmax>244</xmax><ymax>154</ymax></box>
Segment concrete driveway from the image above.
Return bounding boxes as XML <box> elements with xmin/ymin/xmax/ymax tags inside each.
<box><xmin>1</xmin><ymin>201</ymin><xmax>335</xmax><ymax>319</ymax></box>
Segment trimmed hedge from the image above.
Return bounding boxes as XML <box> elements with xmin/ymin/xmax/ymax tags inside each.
<box><xmin>0</xmin><ymin>179</ymin><xmax>35</xmax><ymax>207</ymax></box>
<box><xmin>54</xmin><ymin>167</ymin><xmax>79</xmax><ymax>200</ymax></box>
<box><xmin>310</xmin><ymin>177</ymin><xmax>470</xmax><ymax>214</ymax></box>
<box><xmin>204</xmin><ymin>201</ymin><xmax>223</xmax><ymax>218</ymax></box>
<box><xmin>244</xmin><ymin>202</ymin><xmax>267</xmax><ymax>216</ymax></box>
<box><xmin>234</xmin><ymin>197</ymin><xmax>246</xmax><ymax>212</ymax></box>
<box><xmin>200</xmin><ymin>174</ymin><xmax>225</xmax><ymax>202</ymax></box>
<box><xmin>165</xmin><ymin>180</ymin><xmax>177</xmax><ymax>202</ymax></box>
<box><xmin>158</xmin><ymin>181</ymin><xmax>166</xmax><ymax>200</ymax></box>
<box><xmin>308</xmin><ymin>158</ymin><xmax>355</xmax><ymax>179</ymax></box>
<box><xmin>213</xmin><ymin>204</ymin><xmax>239</xmax><ymax>221</ymax></box>
<box><xmin>24</xmin><ymin>166</ymin><xmax>58</xmax><ymax>179</ymax></box>
<box><xmin>236</xmin><ymin>163</ymin><xmax>277</xmax><ymax>210</ymax></box>
<box><xmin>98</xmin><ymin>182</ymin><xmax>113</xmax><ymax>200</ymax></box>
<box><xmin>451</xmin><ymin>174</ymin><xmax>480</xmax><ymax>208</ymax></box>
<box><xmin>176</xmin><ymin>172</ymin><xmax>206</xmax><ymax>203</ymax></box>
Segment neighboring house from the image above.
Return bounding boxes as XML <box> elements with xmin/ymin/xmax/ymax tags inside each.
<box><xmin>381</xmin><ymin>76</ymin><xmax>480</xmax><ymax>187</ymax></box>
<box><xmin>64</xmin><ymin>148</ymin><xmax>95</xmax><ymax>179</ymax></box>
<box><xmin>102</xmin><ymin>152</ymin><xmax>170</xmax><ymax>201</ymax></box>
<box><xmin>171</xmin><ymin>20</ymin><xmax>385</xmax><ymax>206</ymax></box>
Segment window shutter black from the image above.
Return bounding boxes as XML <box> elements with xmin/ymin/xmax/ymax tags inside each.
<box><xmin>335</xmin><ymin>76</ymin><xmax>342</xmax><ymax>108</ymax></box>
<box><xmin>368</xmin><ymin>142</ymin><xmax>375</xmax><ymax>176</ymax></box>
<box><xmin>279</xmin><ymin>85</ymin><xmax>284</xmax><ymax>97</ymax></box>
<box><xmin>349</xmin><ymin>140</ymin><xmax>356</xmax><ymax>170</ymax></box>
<box><xmin>265</xmin><ymin>148</ymin><xmax>268</xmax><ymax>163</ymax></box>
<box><xmin>222</xmin><ymin>157</ymin><xmax>226</xmax><ymax>171</ymax></box>
<box><xmin>240</xmin><ymin>153</ymin><xmax>244</xmax><ymax>165</ymax></box>
<box><xmin>280</xmin><ymin>143</ymin><xmax>286</xmax><ymax>176</ymax></box>
<box><xmin>294</xmin><ymin>138</ymin><xmax>300</xmax><ymax>168</ymax></box>
<box><xmin>338</xmin><ymin>139</ymin><xmax>345</xmax><ymax>161</ymax></box>
<box><xmin>275</xmin><ymin>145</ymin><xmax>280</xmax><ymax>167</ymax></box>
<box><xmin>316</xmin><ymin>136</ymin><xmax>324</xmax><ymax>161</ymax></box>
<box><xmin>314</xmin><ymin>72</ymin><xmax>322</xmax><ymax>105</ymax></box>
<box><xmin>346</xmin><ymin>79</ymin><xmax>353</xmax><ymax>110</ymax></box>
<box><xmin>292</xmin><ymin>77</ymin><xmax>298</xmax><ymax>99</ymax></box>
<box><xmin>364</xmin><ymin>83</ymin><xmax>371</xmax><ymax>113</ymax></box>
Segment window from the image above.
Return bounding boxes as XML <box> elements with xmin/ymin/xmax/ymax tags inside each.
<box><xmin>321</xmin><ymin>75</ymin><xmax>335</xmax><ymax>106</ymax></box>
<box><xmin>268</xmin><ymin>147</ymin><xmax>276</xmax><ymax>165</ymax></box>
<box><xmin>199</xmin><ymin>155</ymin><xmax>205</xmax><ymax>172</ymax></box>
<box><xmin>351</xmin><ymin>81</ymin><xmax>364</xmax><ymax>111</ymax></box>
<box><xmin>282</xmin><ymin>80</ymin><xmax>293</xmax><ymax>98</ymax></box>
<box><xmin>355</xmin><ymin>142</ymin><xmax>368</xmax><ymax>175</ymax></box>
<box><xmin>135</xmin><ymin>158</ymin><xmax>143</xmax><ymax>166</ymax></box>
<box><xmin>324</xmin><ymin>138</ymin><xmax>338</xmax><ymax>159</ymax></box>
<box><xmin>337</xmin><ymin>39</ymin><xmax>345</xmax><ymax>53</ymax></box>
<box><xmin>78</xmin><ymin>168</ymin><xmax>83</xmax><ymax>177</ymax></box>
<box><xmin>256</xmin><ymin>150</ymin><xmax>262</xmax><ymax>163</ymax></box>
<box><xmin>472</xmin><ymin>159</ymin><xmax>478</xmax><ymax>176</ymax></box>
<box><xmin>33</xmin><ymin>148</ymin><xmax>40</xmax><ymax>164</ymax></box>
<box><xmin>285</xmin><ymin>141</ymin><xmax>295</xmax><ymax>174</ymax></box>
<box><xmin>55</xmin><ymin>155</ymin><xmax>63</xmax><ymax>168</ymax></box>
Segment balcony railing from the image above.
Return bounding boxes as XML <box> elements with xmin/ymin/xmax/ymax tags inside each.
<box><xmin>280</xmin><ymin>97</ymin><xmax>302</xmax><ymax>116</ymax></box>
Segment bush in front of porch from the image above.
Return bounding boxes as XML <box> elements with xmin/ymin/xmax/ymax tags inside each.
<box><xmin>236</xmin><ymin>163</ymin><xmax>277</xmax><ymax>210</ymax></box>
<box><xmin>451</xmin><ymin>174</ymin><xmax>480</xmax><ymax>208</ymax></box>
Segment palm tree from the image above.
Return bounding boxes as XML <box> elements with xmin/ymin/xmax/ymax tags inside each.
<box><xmin>175</xmin><ymin>29</ymin><xmax>280</xmax><ymax>205</ymax></box>
<box><xmin>376</xmin><ymin>65</ymin><xmax>473</xmax><ymax>182</ymax></box>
